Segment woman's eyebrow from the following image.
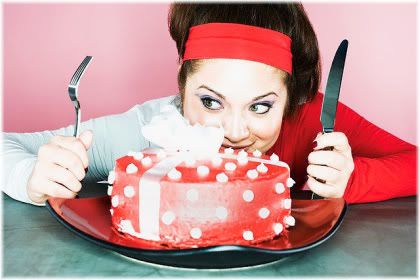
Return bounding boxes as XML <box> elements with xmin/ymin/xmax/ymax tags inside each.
<box><xmin>197</xmin><ymin>85</ymin><xmax>278</xmax><ymax>101</ymax></box>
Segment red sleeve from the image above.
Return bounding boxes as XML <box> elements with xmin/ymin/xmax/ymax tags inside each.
<box><xmin>275</xmin><ymin>92</ymin><xmax>417</xmax><ymax>204</ymax></box>
<box><xmin>335</xmin><ymin>101</ymin><xmax>417</xmax><ymax>204</ymax></box>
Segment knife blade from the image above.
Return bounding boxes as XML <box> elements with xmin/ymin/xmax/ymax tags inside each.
<box><xmin>320</xmin><ymin>39</ymin><xmax>348</xmax><ymax>133</ymax></box>
<box><xmin>312</xmin><ymin>39</ymin><xmax>348</xmax><ymax>199</ymax></box>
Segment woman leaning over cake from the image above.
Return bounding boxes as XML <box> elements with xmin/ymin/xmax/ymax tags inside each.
<box><xmin>2</xmin><ymin>3</ymin><xmax>417</xmax><ymax>205</ymax></box>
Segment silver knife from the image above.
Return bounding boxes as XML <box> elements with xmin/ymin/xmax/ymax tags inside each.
<box><xmin>320</xmin><ymin>39</ymin><xmax>348</xmax><ymax>134</ymax></box>
<box><xmin>312</xmin><ymin>39</ymin><xmax>348</xmax><ymax>199</ymax></box>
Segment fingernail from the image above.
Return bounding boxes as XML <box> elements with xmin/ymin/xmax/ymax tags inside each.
<box><xmin>312</xmin><ymin>141</ymin><xmax>318</xmax><ymax>149</ymax></box>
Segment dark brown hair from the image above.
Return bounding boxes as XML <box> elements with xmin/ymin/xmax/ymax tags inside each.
<box><xmin>168</xmin><ymin>3</ymin><xmax>321</xmax><ymax>118</ymax></box>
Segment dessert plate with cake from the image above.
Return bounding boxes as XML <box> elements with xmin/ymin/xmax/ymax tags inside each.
<box><xmin>46</xmin><ymin>105</ymin><xmax>347</xmax><ymax>269</ymax></box>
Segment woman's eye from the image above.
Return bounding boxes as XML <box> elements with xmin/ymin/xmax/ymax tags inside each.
<box><xmin>200</xmin><ymin>97</ymin><xmax>222</xmax><ymax>110</ymax></box>
<box><xmin>250</xmin><ymin>103</ymin><xmax>272</xmax><ymax>114</ymax></box>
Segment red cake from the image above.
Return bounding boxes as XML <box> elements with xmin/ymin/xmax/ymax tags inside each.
<box><xmin>107</xmin><ymin>147</ymin><xmax>295</xmax><ymax>249</ymax></box>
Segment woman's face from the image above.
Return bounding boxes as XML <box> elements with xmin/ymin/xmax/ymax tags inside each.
<box><xmin>183</xmin><ymin>59</ymin><xmax>288</xmax><ymax>153</ymax></box>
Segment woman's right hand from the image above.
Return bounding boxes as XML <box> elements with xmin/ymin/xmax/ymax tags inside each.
<box><xmin>27</xmin><ymin>130</ymin><xmax>93</xmax><ymax>204</ymax></box>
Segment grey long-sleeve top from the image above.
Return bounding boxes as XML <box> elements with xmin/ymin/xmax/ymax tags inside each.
<box><xmin>2</xmin><ymin>95</ymin><xmax>178</xmax><ymax>206</ymax></box>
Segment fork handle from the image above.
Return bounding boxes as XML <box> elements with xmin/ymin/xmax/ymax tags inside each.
<box><xmin>73</xmin><ymin>102</ymin><xmax>81</xmax><ymax>138</ymax></box>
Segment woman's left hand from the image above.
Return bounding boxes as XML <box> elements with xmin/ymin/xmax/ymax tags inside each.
<box><xmin>306</xmin><ymin>132</ymin><xmax>355</xmax><ymax>198</ymax></box>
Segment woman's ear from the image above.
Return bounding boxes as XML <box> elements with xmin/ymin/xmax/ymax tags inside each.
<box><xmin>177</xmin><ymin>64</ymin><xmax>182</xmax><ymax>72</ymax></box>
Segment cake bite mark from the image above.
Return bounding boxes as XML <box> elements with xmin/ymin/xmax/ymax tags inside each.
<box><xmin>225</xmin><ymin>162</ymin><xmax>237</xmax><ymax>172</ymax></box>
<box><xmin>108</xmin><ymin>170</ymin><xmax>116</xmax><ymax>184</ymax></box>
<box><xmin>257</xmin><ymin>163</ymin><xmax>268</xmax><ymax>173</ymax></box>
<box><xmin>161</xmin><ymin>211</ymin><xmax>176</xmax><ymax>225</ymax></box>
<box><xmin>283</xmin><ymin>198</ymin><xmax>292</xmax><ymax>209</ymax></box>
<box><xmin>284</xmin><ymin>215</ymin><xmax>296</xmax><ymax>227</ymax></box>
<box><xmin>273</xmin><ymin>223</ymin><xmax>283</xmax><ymax>235</ymax></box>
<box><xmin>190</xmin><ymin>228</ymin><xmax>202</xmax><ymax>239</ymax></box>
<box><xmin>246</xmin><ymin>169</ymin><xmax>258</xmax><ymax>179</ymax></box>
<box><xmin>186</xmin><ymin>189</ymin><xmax>199</xmax><ymax>202</ymax></box>
<box><xmin>286</xmin><ymin>177</ymin><xmax>296</xmax><ymax>188</ymax></box>
<box><xmin>243</xmin><ymin>230</ymin><xmax>254</xmax><ymax>241</ymax></box>
<box><xmin>126</xmin><ymin>163</ymin><xmax>138</xmax><ymax>174</ymax></box>
<box><xmin>111</xmin><ymin>195</ymin><xmax>119</xmax><ymax>207</ymax></box>
<box><xmin>258</xmin><ymin>207</ymin><xmax>270</xmax><ymax>219</ymax></box>
<box><xmin>124</xmin><ymin>185</ymin><xmax>135</xmax><ymax>198</ymax></box>
<box><xmin>270</xmin><ymin>153</ymin><xmax>280</xmax><ymax>162</ymax></box>
<box><xmin>107</xmin><ymin>186</ymin><xmax>113</xmax><ymax>196</ymax></box>
<box><xmin>197</xmin><ymin>165</ymin><xmax>210</xmax><ymax>176</ymax></box>
<box><xmin>275</xmin><ymin>182</ymin><xmax>285</xmax><ymax>194</ymax></box>
<box><xmin>216</xmin><ymin>172</ymin><xmax>229</xmax><ymax>183</ymax></box>
<box><xmin>167</xmin><ymin>168</ymin><xmax>182</xmax><ymax>180</ymax></box>
<box><xmin>215</xmin><ymin>206</ymin><xmax>228</xmax><ymax>220</ymax></box>
<box><xmin>141</xmin><ymin>156</ymin><xmax>152</xmax><ymax>166</ymax></box>
<box><xmin>242</xmin><ymin>190</ymin><xmax>254</xmax><ymax>202</ymax></box>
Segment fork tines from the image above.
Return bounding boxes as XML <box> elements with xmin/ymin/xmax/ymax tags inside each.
<box><xmin>70</xmin><ymin>56</ymin><xmax>93</xmax><ymax>85</ymax></box>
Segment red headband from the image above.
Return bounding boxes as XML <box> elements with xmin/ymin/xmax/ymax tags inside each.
<box><xmin>183</xmin><ymin>23</ymin><xmax>293</xmax><ymax>74</ymax></box>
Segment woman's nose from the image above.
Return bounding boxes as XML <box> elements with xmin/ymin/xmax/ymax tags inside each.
<box><xmin>223</xmin><ymin>114</ymin><xmax>250</xmax><ymax>143</ymax></box>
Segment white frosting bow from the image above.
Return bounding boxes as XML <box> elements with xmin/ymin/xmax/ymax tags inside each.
<box><xmin>141</xmin><ymin>105</ymin><xmax>225</xmax><ymax>158</ymax></box>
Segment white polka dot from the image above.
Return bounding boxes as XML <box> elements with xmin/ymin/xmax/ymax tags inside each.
<box><xmin>225</xmin><ymin>162</ymin><xmax>237</xmax><ymax>171</ymax></box>
<box><xmin>211</xmin><ymin>156</ymin><xmax>223</xmax><ymax>166</ymax></box>
<box><xmin>270</xmin><ymin>153</ymin><xmax>280</xmax><ymax>162</ymax></box>
<box><xmin>215</xmin><ymin>206</ymin><xmax>228</xmax><ymax>220</ymax></box>
<box><xmin>259</xmin><ymin>207</ymin><xmax>270</xmax><ymax>219</ymax></box>
<box><xmin>275</xmin><ymin>183</ymin><xmax>285</xmax><ymax>194</ymax></box>
<box><xmin>111</xmin><ymin>196</ymin><xmax>119</xmax><ymax>207</ymax></box>
<box><xmin>257</xmin><ymin>163</ymin><xmax>268</xmax><ymax>173</ymax></box>
<box><xmin>243</xmin><ymin>190</ymin><xmax>254</xmax><ymax>202</ymax></box>
<box><xmin>161</xmin><ymin>211</ymin><xmax>176</xmax><ymax>225</ymax></box>
<box><xmin>108</xmin><ymin>170</ymin><xmax>116</xmax><ymax>184</ymax></box>
<box><xmin>286</xmin><ymin>177</ymin><xmax>296</xmax><ymax>188</ymax></box>
<box><xmin>190</xmin><ymin>228</ymin><xmax>202</xmax><ymax>239</ymax></box>
<box><xmin>224</xmin><ymin>147</ymin><xmax>234</xmax><ymax>154</ymax></box>
<box><xmin>119</xmin><ymin>220</ymin><xmax>135</xmax><ymax>234</ymax></box>
<box><xmin>216</xmin><ymin>172</ymin><xmax>229</xmax><ymax>183</ymax></box>
<box><xmin>187</xmin><ymin>189</ymin><xmax>199</xmax><ymax>202</ymax></box>
<box><xmin>283</xmin><ymin>198</ymin><xmax>292</xmax><ymax>209</ymax></box>
<box><xmin>253</xmin><ymin>150</ymin><xmax>262</xmax><ymax>157</ymax></box>
<box><xmin>237</xmin><ymin>155</ymin><xmax>249</xmax><ymax>165</ymax></box>
<box><xmin>273</xmin><ymin>223</ymin><xmax>283</xmax><ymax>235</ymax></box>
<box><xmin>197</xmin><ymin>165</ymin><xmax>210</xmax><ymax>176</ymax></box>
<box><xmin>184</xmin><ymin>156</ymin><xmax>196</xmax><ymax>167</ymax></box>
<box><xmin>238</xmin><ymin>149</ymin><xmax>248</xmax><ymax>157</ymax></box>
<box><xmin>157</xmin><ymin>149</ymin><xmax>167</xmax><ymax>159</ymax></box>
<box><xmin>126</xmin><ymin>163</ymin><xmax>138</xmax><ymax>174</ymax></box>
<box><xmin>133</xmin><ymin>152</ymin><xmax>144</xmax><ymax>161</ymax></box>
<box><xmin>168</xmin><ymin>168</ymin><xmax>182</xmax><ymax>180</ymax></box>
<box><xmin>110</xmin><ymin>209</ymin><xmax>114</xmax><ymax>216</ymax></box>
<box><xmin>284</xmin><ymin>215</ymin><xmax>296</xmax><ymax>226</ymax></box>
<box><xmin>141</xmin><ymin>156</ymin><xmax>152</xmax><ymax>166</ymax></box>
<box><xmin>243</xmin><ymin>230</ymin><xmax>254</xmax><ymax>241</ymax></box>
<box><xmin>128</xmin><ymin>151</ymin><xmax>144</xmax><ymax>160</ymax></box>
<box><xmin>124</xmin><ymin>185</ymin><xmax>135</xmax><ymax>198</ymax></box>
<box><xmin>107</xmin><ymin>186</ymin><xmax>113</xmax><ymax>196</ymax></box>
<box><xmin>247</xmin><ymin>169</ymin><xmax>258</xmax><ymax>179</ymax></box>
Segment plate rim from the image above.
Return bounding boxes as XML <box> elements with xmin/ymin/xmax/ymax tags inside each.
<box><xmin>45</xmin><ymin>195</ymin><xmax>347</xmax><ymax>257</ymax></box>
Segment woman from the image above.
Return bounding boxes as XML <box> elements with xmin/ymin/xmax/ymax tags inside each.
<box><xmin>2</xmin><ymin>3</ymin><xmax>416</xmax><ymax>205</ymax></box>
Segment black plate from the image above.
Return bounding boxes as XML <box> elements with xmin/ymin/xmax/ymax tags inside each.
<box><xmin>46</xmin><ymin>192</ymin><xmax>346</xmax><ymax>269</ymax></box>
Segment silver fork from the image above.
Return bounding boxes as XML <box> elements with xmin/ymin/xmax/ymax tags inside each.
<box><xmin>68</xmin><ymin>56</ymin><xmax>93</xmax><ymax>138</ymax></box>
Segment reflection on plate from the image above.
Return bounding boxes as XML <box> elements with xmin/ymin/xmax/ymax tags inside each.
<box><xmin>46</xmin><ymin>192</ymin><xmax>346</xmax><ymax>269</ymax></box>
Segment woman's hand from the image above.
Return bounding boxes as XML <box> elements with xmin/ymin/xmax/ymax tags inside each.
<box><xmin>27</xmin><ymin>130</ymin><xmax>93</xmax><ymax>204</ymax></box>
<box><xmin>306</xmin><ymin>132</ymin><xmax>354</xmax><ymax>198</ymax></box>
